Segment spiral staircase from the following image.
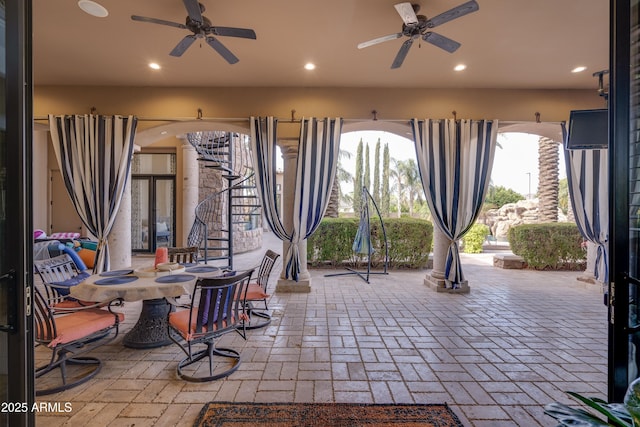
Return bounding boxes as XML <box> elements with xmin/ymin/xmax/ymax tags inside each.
<box><xmin>186</xmin><ymin>131</ymin><xmax>261</xmax><ymax>270</ymax></box>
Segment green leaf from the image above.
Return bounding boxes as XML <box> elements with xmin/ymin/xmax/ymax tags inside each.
<box><xmin>565</xmin><ymin>392</ymin><xmax>633</xmax><ymax>427</ymax></box>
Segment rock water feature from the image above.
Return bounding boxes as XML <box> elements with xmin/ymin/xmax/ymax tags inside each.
<box><xmin>481</xmin><ymin>198</ymin><xmax>568</xmax><ymax>242</ymax></box>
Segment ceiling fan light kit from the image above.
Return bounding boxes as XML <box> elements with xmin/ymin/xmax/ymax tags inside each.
<box><xmin>358</xmin><ymin>1</ymin><xmax>479</xmax><ymax>69</ymax></box>
<box><xmin>131</xmin><ymin>0</ymin><xmax>256</xmax><ymax>64</ymax></box>
<box><xmin>77</xmin><ymin>0</ymin><xmax>108</xmax><ymax>18</ymax></box>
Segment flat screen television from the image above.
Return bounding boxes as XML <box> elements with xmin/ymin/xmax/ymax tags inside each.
<box><xmin>565</xmin><ymin>108</ymin><xmax>608</xmax><ymax>149</ymax></box>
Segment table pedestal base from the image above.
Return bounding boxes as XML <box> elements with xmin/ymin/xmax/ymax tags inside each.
<box><xmin>123</xmin><ymin>298</ymin><xmax>173</xmax><ymax>349</ymax></box>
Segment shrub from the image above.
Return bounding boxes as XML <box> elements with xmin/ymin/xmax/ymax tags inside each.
<box><xmin>508</xmin><ymin>223</ymin><xmax>585</xmax><ymax>270</ymax></box>
<box><xmin>307</xmin><ymin>217</ymin><xmax>433</xmax><ymax>269</ymax></box>
<box><xmin>462</xmin><ymin>223</ymin><xmax>489</xmax><ymax>253</ymax></box>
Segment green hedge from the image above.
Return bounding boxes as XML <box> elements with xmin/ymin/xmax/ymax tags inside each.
<box><xmin>462</xmin><ymin>223</ymin><xmax>489</xmax><ymax>253</ymax></box>
<box><xmin>508</xmin><ymin>223</ymin><xmax>585</xmax><ymax>270</ymax></box>
<box><xmin>307</xmin><ymin>217</ymin><xmax>433</xmax><ymax>269</ymax></box>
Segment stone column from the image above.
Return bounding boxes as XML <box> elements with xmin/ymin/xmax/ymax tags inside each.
<box><xmin>109</xmin><ymin>176</ymin><xmax>132</xmax><ymax>270</ymax></box>
<box><xmin>275</xmin><ymin>140</ymin><xmax>311</xmax><ymax>293</ymax></box>
<box><xmin>181</xmin><ymin>141</ymin><xmax>199</xmax><ymax>246</ymax></box>
<box><xmin>424</xmin><ymin>225</ymin><xmax>470</xmax><ymax>293</ymax></box>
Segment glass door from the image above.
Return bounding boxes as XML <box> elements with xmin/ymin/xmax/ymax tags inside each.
<box><xmin>131</xmin><ymin>176</ymin><xmax>175</xmax><ymax>252</ymax></box>
<box><xmin>0</xmin><ymin>1</ymin><xmax>34</xmax><ymax>425</ymax></box>
<box><xmin>131</xmin><ymin>153</ymin><xmax>176</xmax><ymax>253</ymax></box>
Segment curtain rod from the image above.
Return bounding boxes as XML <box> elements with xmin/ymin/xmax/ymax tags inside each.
<box><xmin>33</xmin><ymin>115</ymin><xmax>413</xmax><ymax>123</ymax></box>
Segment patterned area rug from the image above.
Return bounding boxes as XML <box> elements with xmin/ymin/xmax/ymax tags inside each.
<box><xmin>194</xmin><ymin>402</ymin><xmax>464</xmax><ymax>426</ymax></box>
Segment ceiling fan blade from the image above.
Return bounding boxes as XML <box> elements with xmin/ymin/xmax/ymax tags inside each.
<box><xmin>391</xmin><ymin>37</ymin><xmax>415</xmax><ymax>69</ymax></box>
<box><xmin>170</xmin><ymin>35</ymin><xmax>197</xmax><ymax>57</ymax></box>
<box><xmin>209</xmin><ymin>26</ymin><xmax>257</xmax><ymax>39</ymax></box>
<box><xmin>394</xmin><ymin>2</ymin><xmax>418</xmax><ymax>25</ymax></box>
<box><xmin>182</xmin><ymin>0</ymin><xmax>204</xmax><ymax>23</ymax></box>
<box><xmin>422</xmin><ymin>32</ymin><xmax>461</xmax><ymax>53</ymax></box>
<box><xmin>357</xmin><ymin>33</ymin><xmax>403</xmax><ymax>49</ymax></box>
<box><xmin>131</xmin><ymin>15</ymin><xmax>187</xmax><ymax>30</ymax></box>
<box><xmin>422</xmin><ymin>32</ymin><xmax>462</xmax><ymax>53</ymax></box>
<box><xmin>206</xmin><ymin>36</ymin><xmax>239</xmax><ymax>64</ymax></box>
<box><xmin>427</xmin><ymin>0</ymin><xmax>479</xmax><ymax>28</ymax></box>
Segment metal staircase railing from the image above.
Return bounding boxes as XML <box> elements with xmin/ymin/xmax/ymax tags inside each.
<box><xmin>186</xmin><ymin>131</ymin><xmax>260</xmax><ymax>270</ymax></box>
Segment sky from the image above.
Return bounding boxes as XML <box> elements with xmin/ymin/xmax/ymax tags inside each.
<box><xmin>337</xmin><ymin>130</ymin><xmax>566</xmax><ymax>198</ymax></box>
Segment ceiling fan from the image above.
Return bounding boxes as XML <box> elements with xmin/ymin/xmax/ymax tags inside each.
<box><xmin>358</xmin><ymin>1</ymin><xmax>479</xmax><ymax>69</ymax></box>
<box><xmin>131</xmin><ymin>0</ymin><xmax>256</xmax><ymax>64</ymax></box>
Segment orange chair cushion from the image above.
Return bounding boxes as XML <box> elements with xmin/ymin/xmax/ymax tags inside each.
<box><xmin>46</xmin><ymin>309</ymin><xmax>124</xmax><ymax>347</ymax></box>
<box><xmin>169</xmin><ymin>310</ymin><xmax>246</xmax><ymax>341</ymax></box>
<box><xmin>244</xmin><ymin>283</ymin><xmax>269</xmax><ymax>301</ymax></box>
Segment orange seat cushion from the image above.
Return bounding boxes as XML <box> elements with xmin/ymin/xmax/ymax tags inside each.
<box><xmin>169</xmin><ymin>309</ymin><xmax>246</xmax><ymax>341</ymax></box>
<box><xmin>244</xmin><ymin>283</ymin><xmax>269</xmax><ymax>301</ymax></box>
<box><xmin>44</xmin><ymin>309</ymin><xmax>124</xmax><ymax>347</ymax></box>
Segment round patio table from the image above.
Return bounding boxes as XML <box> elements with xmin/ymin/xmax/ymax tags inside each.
<box><xmin>69</xmin><ymin>265</ymin><xmax>221</xmax><ymax>348</ymax></box>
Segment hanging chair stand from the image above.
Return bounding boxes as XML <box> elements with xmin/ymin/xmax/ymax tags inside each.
<box><xmin>325</xmin><ymin>186</ymin><xmax>389</xmax><ymax>284</ymax></box>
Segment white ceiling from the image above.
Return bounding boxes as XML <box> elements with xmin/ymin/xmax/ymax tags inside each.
<box><xmin>33</xmin><ymin>0</ymin><xmax>609</xmax><ymax>90</ymax></box>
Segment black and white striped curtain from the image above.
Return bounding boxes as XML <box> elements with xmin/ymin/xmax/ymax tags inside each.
<box><xmin>250</xmin><ymin>116</ymin><xmax>342</xmax><ymax>281</ymax></box>
<box><xmin>49</xmin><ymin>114</ymin><xmax>137</xmax><ymax>273</ymax></box>
<box><xmin>412</xmin><ymin>119</ymin><xmax>498</xmax><ymax>288</ymax></box>
<box><xmin>562</xmin><ymin>125</ymin><xmax>609</xmax><ymax>283</ymax></box>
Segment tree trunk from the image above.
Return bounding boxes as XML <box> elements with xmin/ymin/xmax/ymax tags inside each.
<box><xmin>537</xmin><ymin>136</ymin><xmax>559</xmax><ymax>222</ymax></box>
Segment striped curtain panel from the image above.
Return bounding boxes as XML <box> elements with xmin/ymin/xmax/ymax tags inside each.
<box><xmin>49</xmin><ymin>114</ymin><xmax>137</xmax><ymax>273</ymax></box>
<box><xmin>412</xmin><ymin>119</ymin><xmax>498</xmax><ymax>288</ymax></box>
<box><xmin>562</xmin><ymin>124</ymin><xmax>609</xmax><ymax>284</ymax></box>
<box><xmin>250</xmin><ymin>116</ymin><xmax>342</xmax><ymax>281</ymax></box>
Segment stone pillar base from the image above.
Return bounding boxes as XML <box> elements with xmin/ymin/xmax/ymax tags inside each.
<box><xmin>576</xmin><ymin>273</ymin><xmax>597</xmax><ymax>285</ymax></box>
<box><xmin>276</xmin><ymin>278</ymin><xmax>311</xmax><ymax>293</ymax></box>
<box><xmin>424</xmin><ymin>274</ymin><xmax>470</xmax><ymax>294</ymax></box>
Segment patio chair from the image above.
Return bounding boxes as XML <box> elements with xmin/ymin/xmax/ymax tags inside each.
<box><xmin>34</xmin><ymin>254</ymin><xmax>95</xmax><ymax>310</ymax></box>
<box><xmin>244</xmin><ymin>249</ymin><xmax>280</xmax><ymax>330</ymax></box>
<box><xmin>167</xmin><ymin>268</ymin><xmax>254</xmax><ymax>382</ymax></box>
<box><xmin>168</xmin><ymin>246</ymin><xmax>200</xmax><ymax>264</ymax></box>
<box><xmin>33</xmin><ymin>286</ymin><xmax>124</xmax><ymax>395</ymax></box>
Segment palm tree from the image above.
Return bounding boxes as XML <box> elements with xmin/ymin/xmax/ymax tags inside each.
<box><xmin>396</xmin><ymin>159</ymin><xmax>423</xmax><ymax>217</ymax></box>
<box><xmin>324</xmin><ymin>149</ymin><xmax>353</xmax><ymax>218</ymax></box>
<box><xmin>537</xmin><ymin>136</ymin><xmax>559</xmax><ymax>222</ymax></box>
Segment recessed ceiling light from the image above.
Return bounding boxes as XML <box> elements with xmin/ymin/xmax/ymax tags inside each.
<box><xmin>454</xmin><ymin>64</ymin><xmax>466</xmax><ymax>71</ymax></box>
<box><xmin>304</xmin><ymin>63</ymin><xmax>316</xmax><ymax>70</ymax></box>
<box><xmin>149</xmin><ymin>63</ymin><xmax>161</xmax><ymax>70</ymax></box>
<box><xmin>572</xmin><ymin>66</ymin><xmax>587</xmax><ymax>73</ymax></box>
<box><xmin>77</xmin><ymin>0</ymin><xmax>108</xmax><ymax>18</ymax></box>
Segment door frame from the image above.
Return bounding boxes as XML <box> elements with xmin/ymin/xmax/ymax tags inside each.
<box><xmin>1</xmin><ymin>1</ymin><xmax>34</xmax><ymax>426</ymax></box>
<box><xmin>609</xmin><ymin>0</ymin><xmax>634</xmax><ymax>402</ymax></box>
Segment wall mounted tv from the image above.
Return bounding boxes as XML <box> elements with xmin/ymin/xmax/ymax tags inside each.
<box><xmin>565</xmin><ymin>108</ymin><xmax>608</xmax><ymax>149</ymax></box>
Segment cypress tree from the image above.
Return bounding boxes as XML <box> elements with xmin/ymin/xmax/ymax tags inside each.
<box><xmin>353</xmin><ymin>139</ymin><xmax>363</xmax><ymax>214</ymax></box>
<box><xmin>373</xmin><ymin>138</ymin><xmax>381</xmax><ymax>206</ymax></box>
<box><xmin>382</xmin><ymin>143</ymin><xmax>390</xmax><ymax>216</ymax></box>
<box><xmin>364</xmin><ymin>143</ymin><xmax>370</xmax><ymax>192</ymax></box>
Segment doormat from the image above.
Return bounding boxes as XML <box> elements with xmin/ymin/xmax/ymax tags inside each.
<box><xmin>194</xmin><ymin>401</ymin><xmax>464</xmax><ymax>426</ymax></box>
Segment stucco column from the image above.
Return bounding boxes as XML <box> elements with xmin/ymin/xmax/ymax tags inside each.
<box><xmin>108</xmin><ymin>175</ymin><xmax>132</xmax><ymax>270</ymax></box>
<box><xmin>276</xmin><ymin>140</ymin><xmax>311</xmax><ymax>293</ymax></box>
<box><xmin>181</xmin><ymin>140</ymin><xmax>199</xmax><ymax>246</ymax></box>
<box><xmin>425</xmin><ymin>225</ymin><xmax>470</xmax><ymax>293</ymax></box>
